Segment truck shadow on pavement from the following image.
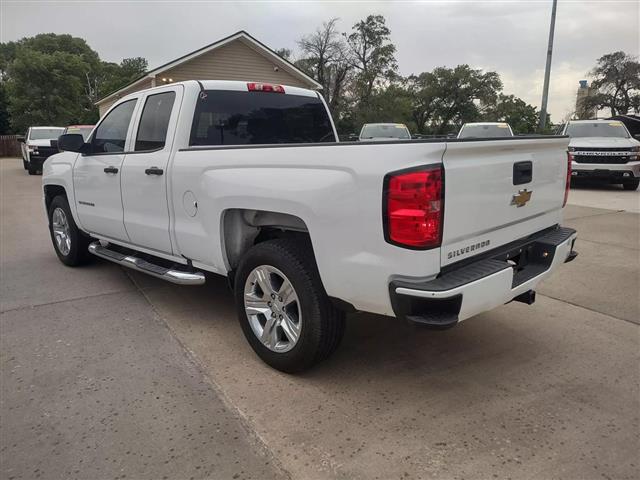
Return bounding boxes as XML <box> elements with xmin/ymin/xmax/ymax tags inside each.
<box><xmin>133</xmin><ymin>270</ymin><xmax>570</xmax><ymax>389</ymax></box>
<box><xmin>125</xmin><ymin>265</ymin><xmax>639</xmax><ymax>480</ymax></box>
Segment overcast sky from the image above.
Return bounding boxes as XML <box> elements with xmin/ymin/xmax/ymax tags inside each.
<box><xmin>2</xmin><ymin>0</ymin><xmax>638</xmax><ymax>121</ymax></box>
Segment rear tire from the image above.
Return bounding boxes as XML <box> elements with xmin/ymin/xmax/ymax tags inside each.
<box><xmin>622</xmin><ymin>178</ymin><xmax>639</xmax><ymax>191</ymax></box>
<box><xmin>47</xmin><ymin>195</ymin><xmax>92</xmax><ymax>266</ymax></box>
<box><xmin>234</xmin><ymin>238</ymin><xmax>345</xmax><ymax>373</ymax></box>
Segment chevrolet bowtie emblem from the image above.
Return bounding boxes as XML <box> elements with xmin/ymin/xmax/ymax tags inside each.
<box><xmin>511</xmin><ymin>189</ymin><xmax>532</xmax><ymax>207</ymax></box>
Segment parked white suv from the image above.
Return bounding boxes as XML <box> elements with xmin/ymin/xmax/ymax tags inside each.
<box><xmin>562</xmin><ymin>119</ymin><xmax>640</xmax><ymax>191</ymax></box>
<box><xmin>42</xmin><ymin>80</ymin><xmax>577</xmax><ymax>372</ymax></box>
<box><xmin>19</xmin><ymin>126</ymin><xmax>65</xmax><ymax>175</ymax></box>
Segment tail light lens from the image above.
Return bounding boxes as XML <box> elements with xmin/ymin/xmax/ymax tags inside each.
<box><xmin>563</xmin><ymin>151</ymin><xmax>572</xmax><ymax>207</ymax></box>
<box><xmin>247</xmin><ymin>82</ymin><xmax>285</xmax><ymax>93</ymax></box>
<box><xmin>383</xmin><ymin>165</ymin><xmax>444</xmax><ymax>249</ymax></box>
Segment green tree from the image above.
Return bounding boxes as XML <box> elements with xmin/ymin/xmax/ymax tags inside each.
<box><xmin>1</xmin><ymin>34</ymin><xmax>148</xmax><ymax>130</ymax></box>
<box><xmin>6</xmin><ymin>47</ymin><xmax>95</xmax><ymax>131</ymax></box>
<box><xmin>582</xmin><ymin>51</ymin><xmax>640</xmax><ymax>116</ymax></box>
<box><xmin>346</xmin><ymin>15</ymin><xmax>397</xmax><ymax>103</ymax></box>
<box><xmin>407</xmin><ymin>65</ymin><xmax>502</xmax><ymax>134</ymax></box>
<box><xmin>3</xmin><ymin>34</ymin><xmax>101</xmax><ymax>130</ymax></box>
<box><xmin>93</xmin><ymin>57</ymin><xmax>148</xmax><ymax>102</ymax></box>
<box><xmin>483</xmin><ymin>94</ymin><xmax>539</xmax><ymax>134</ymax></box>
<box><xmin>339</xmin><ymin>83</ymin><xmax>413</xmax><ymax>133</ymax></box>
<box><xmin>119</xmin><ymin>57</ymin><xmax>148</xmax><ymax>78</ymax></box>
<box><xmin>297</xmin><ymin>18</ymin><xmax>352</xmax><ymax>115</ymax></box>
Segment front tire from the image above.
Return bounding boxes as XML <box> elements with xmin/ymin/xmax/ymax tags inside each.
<box><xmin>234</xmin><ymin>238</ymin><xmax>345</xmax><ymax>373</ymax></box>
<box><xmin>47</xmin><ymin>195</ymin><xmax>92</xmax><ymax>266</ymax></box>
<box><xmin>23</xmin><ymin>159</ymin><xmax>28</xmax><ymax>170</ymax></box>
<box><xmin>622</xmin><ymin>178</ymin><xmax>639</xmax><ymax>191</ymax></box>
<box><xmin>27</xmin><ymin>162</ymin><xmax>38</xmax><ymax>175</ymax></box>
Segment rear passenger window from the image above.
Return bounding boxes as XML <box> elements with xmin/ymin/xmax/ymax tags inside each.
<box><xmin>135</xmin><ymin>92</ymin><xmax>176</xmax><ymax>151</ymax></box>
<box><xmin>189</xmin><ymin>90</ymin><xmax>334</xmax><ymax>146</ymax></box>
<box><xmin>92</xmin><ymin>99</ymin><xmax>137</xmax><ymax>153</ymax></box>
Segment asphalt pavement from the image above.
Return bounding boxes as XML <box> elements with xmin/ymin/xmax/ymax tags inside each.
<box><xmin>0</xmin><ymin>158</ymin><xmax>286</xmax><ymax>480</ymax></box>
<box><xmin>1</xmin><ymin>157</ymin><xmax>638</xmax><ymax>480</ymax></box>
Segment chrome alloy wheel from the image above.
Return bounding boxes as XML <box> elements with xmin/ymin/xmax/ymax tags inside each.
<box><xmin>243</xmin><ymin>265</ymin><xmax>302</xmax><ymax>353</ymax></box>
<box><xmin>51</xmin><ymin>207</ymin><xmax>71</xmax><ymax>256</ymax></box>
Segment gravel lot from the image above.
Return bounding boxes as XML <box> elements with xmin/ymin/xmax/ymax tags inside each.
<box><xmin>1</xmin><ymin>157</ymin><xmax>638</xmax><ymax>480</ymax></box>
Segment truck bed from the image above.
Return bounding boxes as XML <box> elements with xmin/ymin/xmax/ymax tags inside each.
<box><xmin>170</xmin><ymin>135</ymin><xmax>570</xmax><ymax>316</ymax></box>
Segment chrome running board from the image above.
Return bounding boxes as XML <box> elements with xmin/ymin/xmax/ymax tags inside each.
<box><xmin>88</xmin><ymin>242</ymin><xmax>206</xmax><ymax>285</ymax></box>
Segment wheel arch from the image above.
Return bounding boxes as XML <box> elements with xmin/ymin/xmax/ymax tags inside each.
<box><xmin>43</xmin><ymin>184</ymin><xmax>68</xmax><ymax>213</ymax></box>
<box><xmin>220</xmin><ymin>208</ymin><xmax>356</xmax><ymax>313</ymax></box>
<box><xmin>42</xmin><ymin>181</ymin><xmax>85</xmax><ymax>233</ymax></box>
<box><xmin>221</xmin><ymin>208</ymin><xmax>311</xmax><ymax>272</ymax></box>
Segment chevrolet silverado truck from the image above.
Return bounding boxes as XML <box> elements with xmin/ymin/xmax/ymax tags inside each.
<box><xmin>563</xmin><ymin>119</ymin><xmax>640</xmax><ymax>190</ymax></box>
<box><xmin>19</xmin><ymin>126</ymin><xmax>65</xmax><ymax>175</ymax></box>
<box><xmin>42</xmin><ymin>80</ymin><xmax>578</xmax><ymax>372</ymax></box>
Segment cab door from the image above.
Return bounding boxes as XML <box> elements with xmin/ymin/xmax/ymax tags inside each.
<box><xmin>73</xmin><ymin>98</ymin><xmax>138</xmax><ymax>241</ymax></box>
<box><xmin>120</xmin><ymin>86</ymin><xmax>182</xmax><ymax>253</ymax></box>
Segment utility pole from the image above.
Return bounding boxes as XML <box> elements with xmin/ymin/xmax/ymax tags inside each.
<box><xmin>539</xmin><ymin>0</ymin><xmax>558</xmax><ymax>131</ymax></box>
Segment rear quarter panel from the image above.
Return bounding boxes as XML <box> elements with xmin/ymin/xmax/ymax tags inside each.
<box><xmin>170</xmin><ymin>142</ymin><xmax>445</xmax><ymax>315</ymax></box>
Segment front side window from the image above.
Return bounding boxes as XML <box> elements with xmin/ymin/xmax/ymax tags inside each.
<box><xmin>189</xmin><ymin>90</ymin><xmax>335</xmax><ymax>146</ymax></box>
<box><xmin>29</xmin><ymin>128</ymin><xmax>64</xmax><ymax>140</ymax></box>
<box><xmin>135</xmin><ymin>91</ymin><xmax>176</xmax><ymax>151</ymax></box>
<box><xmin>91</xmin><ymin>99</ymin><xmax>137</xmax><ymax>153</ymax></box>
<box><xmin>565</xmin><ymin>121</ymin><xmax>630</xmax><ymax>138</ymax></box>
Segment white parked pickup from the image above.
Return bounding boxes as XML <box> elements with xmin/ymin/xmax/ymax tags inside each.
<box><xmin>563</xmin><ymin>119</ymin><xmax>640</xmax><ymax>191</ymax></box>
<box><xmin>42</xmin><ymin>80</ymin><xmax>578</xmax><ymax>372</ymax></box>
<box><xmin>19</xmin><ymin>126</ymin><xmax>65</xmax><ymax>175</ymax></box>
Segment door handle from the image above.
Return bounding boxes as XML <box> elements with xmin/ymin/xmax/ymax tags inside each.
<box><xmin>103</xmin><ymin>166</ymin><xmax>119</xmax><ymax>174</ymax></box>
<box><xmin>145</xmin><ymin>167</ymin><xmax>164</xmax><ymax>176</ymax></box>
<box><xmin>513</xmin><ymin>161</ymin><xmax>532</xmax><ymax>185</ymax></box>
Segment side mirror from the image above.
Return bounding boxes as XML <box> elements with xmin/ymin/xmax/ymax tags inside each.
<box><xmin>57</xmin><ymin>134</ymin><xmax>87</xmax><ymax>153</ymax></box>
<box><xmin>16</xmin><ymin>135</ymin><xmax>25</xmax><ymax>143</ymax></box>
<box><xmin>633</xmin><ymin>134</ymin><xmax>640</xmax><ymax>140</ymax></box>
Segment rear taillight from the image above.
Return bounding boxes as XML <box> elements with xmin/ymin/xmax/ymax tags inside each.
<box><xmin>383</xmin><ymin>165</ymin><xmax>444</xmax><ymax>249</ymax></box>
<box><xmin>563</xmin><ymin>151</ymin><xmax>571</xmax><ymax>207</ymax></box>
<box><xmin>247</xmin><ymin>82</ymin><xmax>285</xmax><ymax>93</ymax></box>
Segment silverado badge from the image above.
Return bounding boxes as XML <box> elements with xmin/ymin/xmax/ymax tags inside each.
<box><xmin>511</xmin><ymin>189</ymin><xmax>532</xmax><ymax>207</ymax></box>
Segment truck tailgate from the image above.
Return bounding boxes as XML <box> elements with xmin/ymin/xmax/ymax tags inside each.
<box><xmin>441</xmin><ymin>137</ymin><xmax>570</xmax><ymax>266</ymax></box>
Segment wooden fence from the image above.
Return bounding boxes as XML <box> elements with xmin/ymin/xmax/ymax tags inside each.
<box><xmin>0</xmin><ymin>135</ymin><xmax>22</xmax><ymax>157</ymax></box>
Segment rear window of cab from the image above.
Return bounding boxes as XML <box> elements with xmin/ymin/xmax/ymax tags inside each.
<box><xmin>189</xmin><ymin>90</ymin><xmax>335</xmax><ymax>146</ymax></box>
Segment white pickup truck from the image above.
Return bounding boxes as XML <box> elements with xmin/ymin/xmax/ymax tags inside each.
<box><xmin>562</xmin><ymin>119</ymin><xmax>640</xmax><ymax>190</ymax></box>
<box><xmin>19</xmin><ymin>126</ymin><xmax>65</xmax><ymax>175</ymax></box>
<box><xmin>43</xmin><ymin>80</ymin><xmax>577</xmax><ymax>372</ymax></box>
